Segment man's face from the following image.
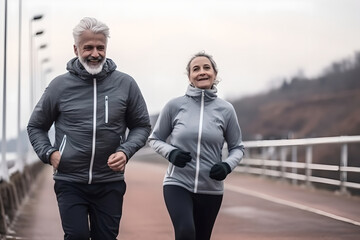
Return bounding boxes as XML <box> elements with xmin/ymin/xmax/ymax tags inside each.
<box><xmin>74</xmin><ymin>30</ymin><xmax>107</xmax><ymax>75</ymax></box>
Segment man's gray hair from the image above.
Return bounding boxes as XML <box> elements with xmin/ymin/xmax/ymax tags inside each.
<box><xmin>73</xmin><ymin>17</ymin><xmax>110</xmax><ymax>46</ymax></box>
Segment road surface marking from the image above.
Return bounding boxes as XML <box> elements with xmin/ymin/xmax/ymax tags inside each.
<box><xmin>226</xmin><ymin>184</ymin><xmax>360</xmax><ymax>227</ymax></box>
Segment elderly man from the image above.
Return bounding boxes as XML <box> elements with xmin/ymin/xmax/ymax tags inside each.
<box><xmin>27</xmin><ymin>17</ymin><xmax>151</xmax><ymax>240</ymax></box>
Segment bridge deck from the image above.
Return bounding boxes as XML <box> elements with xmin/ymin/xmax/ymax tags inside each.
<box><xmin>5</xmin><ymin>151</ymin><xmax>360</xmax><ymax>240</ymax></box>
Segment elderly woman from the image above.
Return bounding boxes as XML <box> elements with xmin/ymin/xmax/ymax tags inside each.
<box><xmin>149</xmin><ymin>52</ymin><xmax>245</xmax><ymax>240</ymax></box>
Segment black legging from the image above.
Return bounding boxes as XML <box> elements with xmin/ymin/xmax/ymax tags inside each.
<box><xmin>163</xmin><ymin>185</ymin><xmax>223</xmax><ymax>240</ymax></box>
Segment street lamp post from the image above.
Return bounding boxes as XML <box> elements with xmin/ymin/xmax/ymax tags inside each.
<box><xmin>1</xmin><ymin>0</ymin><xmax>9</xmax><ymax>181</ymax></box>
<box><xmin>16</xmin><ymin>0</ymin><xmax>24</xmax><ymax>173</ymax></box>
<box><xmin>30</xmin><ymin>30</ymin><xmax>44</xmax><ymax>109</ymax></box>
<box><xmin>34</xmin><ymin>44</ymin><xmax>47</xmax><ymax>101</ymax></box>
<box><xmin>29</xmin><ymin>15</ymin><xmax>43</xmax><ymax>110</ymax></box>
<box><xmin>27</xmin><ymin>14</ymin><xmax>43</xmax><ymax>165</ymax></box>
<box><xmin>40</xmin><ymin>58</ymin><xmax>50</xmax><ymax>90</ymax></box>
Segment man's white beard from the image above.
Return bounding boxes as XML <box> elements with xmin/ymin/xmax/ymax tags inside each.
<box><xmin>79</xmin><ymin>56</ymin><xmax>105</xmax><ymax>75</ymax></box>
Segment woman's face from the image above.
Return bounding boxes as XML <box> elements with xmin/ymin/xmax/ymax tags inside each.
<box><xmin>188</xmin><ymin>56</ymin><xmax>216</xmax><ymax>89</ymax></box>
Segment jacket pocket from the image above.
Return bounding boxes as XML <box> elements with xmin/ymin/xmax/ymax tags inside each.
<box><xmin>56</xmin><ymin>135</ymin><xmax>67</xmax><ymax>172</ymax></box>
<box><xmin>59</xmin><ymin>135</ymin><xmax>67</xmax><ymax>155</ymax></box>
<box><xmin>167</xmin><ymin>164</ymin><xmax>175</xmax><ymax>176</ymax></box>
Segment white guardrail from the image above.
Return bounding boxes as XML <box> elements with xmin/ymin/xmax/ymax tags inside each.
<box><xmin>236</xmin><ymin>135</ymin><xmax>360</xmax><ymax>194</ymax></box>
<box><xmin>2</xmin><ymin>136</ymin><xmax>360</xmax><ymax>194</ymax></box>
<box><xmin>0</xmin><ymin>151</ymin><xmax>38</xmax><ymax>182</ymax></box>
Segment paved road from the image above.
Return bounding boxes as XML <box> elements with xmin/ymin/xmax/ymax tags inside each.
<box><xmin>5</xmin><ymin>149</ymin><xmax>360</xmax><ymax>239</ymax></box>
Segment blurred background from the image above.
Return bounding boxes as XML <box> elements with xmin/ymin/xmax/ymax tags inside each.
<box><xmin>0</xmin><ymin>0</ymin><xmax>359</xmax><ymax>168</ymax></box>
<box><xmin>1</xmin><ymin>1</ymin><xmax>360</xmax><ymax>237</ymax></box>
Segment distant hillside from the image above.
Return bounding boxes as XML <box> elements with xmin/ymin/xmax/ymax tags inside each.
<box><xmin>231</xmin><ymin>51</ymin><xmax>360</xmax><ymax>141</ymax></box>
<box><xmin>230</xmin><ymin>52</ymin><xmax>360</xmax><ymax>185</ymax></box>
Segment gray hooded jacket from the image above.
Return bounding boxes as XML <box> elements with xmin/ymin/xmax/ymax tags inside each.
<box><xmin>27</xmin><ymin>58</ymin><xmax>151</xmax><ymax>184</ymax></box>
<box><xmin>149</xmin><ymin>85</ymin><xmax>244</xmax><ymax>195</ymax></box>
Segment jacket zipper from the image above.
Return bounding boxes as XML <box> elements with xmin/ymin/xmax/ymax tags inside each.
<box><xmin>105</xmin><ymin>96</ymin><xmax>108</xmax><ymax>123</ymax></box>
<box><xmin>194</xmin><ymin>90</ymin><xmax>205</xmax><ymax>193</ymax></box>
<box><xmin>88</xmin><ymin>78</ymin><xmax>97</xmax><ymax>184</ymax></box>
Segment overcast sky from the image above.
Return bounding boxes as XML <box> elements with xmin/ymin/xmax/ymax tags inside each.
<box><xmin>1</xmin><ymin>0</ymin><xmax>360</xmax><ymax>139</ymax></box>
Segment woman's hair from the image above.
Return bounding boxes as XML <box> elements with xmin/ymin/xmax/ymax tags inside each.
<box><xmin>73</xmin><ymin>17</ymin><xmax>110</xmax><ymax>47</ymax></box>
<box><xmin>186</xmin><ymin>51</ymin><xmax>220</xmax><ymax>85</ymax></box>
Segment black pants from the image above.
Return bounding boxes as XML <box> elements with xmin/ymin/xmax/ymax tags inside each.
<box><xmin>54</xmin><ymin>180</ymin><xmax>126</xmax><ymax>240</ymax></box>
<box><xmin>163</xmin><ymin>185</ymin><xmax>223</xmax><ymax>240</ymax></box>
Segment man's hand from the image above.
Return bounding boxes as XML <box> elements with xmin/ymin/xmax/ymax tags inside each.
<box><xmin>50</xmin><ymin>151</ymin><xmax>61</xmax><ymax>169</ymax></box>
<box><xmin>107</xmin><ymin>152</ymin><xmax>127</xmax><ymax>172</ymax></box>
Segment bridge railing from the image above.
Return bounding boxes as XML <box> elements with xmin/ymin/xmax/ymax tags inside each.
<box><xmin>237</xmin><ymin>135</ymin><xmax>360</xmax><ymax>194</ymax></box>
<box><xmin>0</xmin><ymin>151</ymin><xmax>42</xmax><ymax>235</ymax></box>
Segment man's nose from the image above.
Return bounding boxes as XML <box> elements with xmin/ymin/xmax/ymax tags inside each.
<box><xmin>91</xmin><ymin>49</ymin><xmax>100</xmax><ymax>58</ymax></box>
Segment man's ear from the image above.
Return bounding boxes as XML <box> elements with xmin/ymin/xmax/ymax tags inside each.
<box><xmin>73</xmin><ymin>45</ymin><xmax>78</xmax><ymax>56</ymax></box>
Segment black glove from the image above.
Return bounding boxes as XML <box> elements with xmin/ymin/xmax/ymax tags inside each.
<box><xmin>209</xmin><ymin>162</ymin><xmax>231</xmax><ymax>181</ymax></box>
<box><xmin>168</xmin><ymin>149</ymin><xmax>192</xmax><ymax>168</ymax></box>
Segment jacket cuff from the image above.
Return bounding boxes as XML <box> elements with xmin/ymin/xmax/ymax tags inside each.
<box><xmin>45</xmin><ymin>148</ymin><xmax>57</xmax><ymax>165</ymax></box>
<box><xmin>223</xmin><ymin>162</ymin><xmax>232</xmax><ymax>174</ymax></box>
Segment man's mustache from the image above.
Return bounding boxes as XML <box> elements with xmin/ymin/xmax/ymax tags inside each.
<box><xmin>87</xmin><ymin>56</ymin><xmax>103</xmax><ymax>62</ymax></box>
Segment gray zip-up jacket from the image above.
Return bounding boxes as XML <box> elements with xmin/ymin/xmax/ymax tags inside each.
<box><xmin>27</xmin><ymin>57</ymin><xmax>151</xmax><ymax>184</ymax></box>
<box><xmin>149</xmin><ymin>85</ymin><xmax>244</xmax><ymax>195</ymax></box>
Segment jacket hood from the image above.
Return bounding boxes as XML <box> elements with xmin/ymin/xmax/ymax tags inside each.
<box><xmin>186</xmin><ymin>84</ymin><xmax>218</xmax><ymax>101</ymax></box>
<box><xmin>66</xmin><ymin>57</ymin><xmax>117</xmax><ymax>81</ymax></box>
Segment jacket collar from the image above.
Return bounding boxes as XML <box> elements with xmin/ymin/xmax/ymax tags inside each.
<box><xmin>66</xmin><ymin>57</ymin><xmax>117</xmax><ymax>81</ymax></box>
<box><xmin>185</xmin><ymin>84</ymin><xmax>218</xmax><ymax>101</ymax></box>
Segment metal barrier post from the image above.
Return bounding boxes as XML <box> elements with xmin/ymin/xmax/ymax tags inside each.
<box><xmin>280</xmin><ymin>147</ymin><xmax>287</xmax><ymax>180</ymax></box>
<box><xmin>292</xmin><ymin>146</ymin><xmax>297</xmax><ymax>184</ymax></box>
<box><xmin>340</xmin><ymin>144</ymin><xmax>348</xmax><ymax>194</ymax></box>
<box><xmin>305</xmin><ymin>146</ymin><xmax>312</xmax><ymax>187</ymax></box>
<box><xmin>261</xmin><ymin>147</ymin><xmax>266</xmax><ymax>176</ymax></box>
<box><xmin>244</xmin><ymin>148</ymin><xmax>250</xmax><ymax>172</ymax></box>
